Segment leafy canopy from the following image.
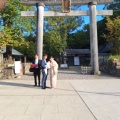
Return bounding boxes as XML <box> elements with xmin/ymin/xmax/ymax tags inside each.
<box><xmin>103</xmin><ymin>16</ymin><xmax>120</xmax><ymax>54</ymax></box>
<box><xmin>44</xmin><ymin>6</ymin><xmax>84</xmax><ymax>56</ymax></box>
<box><xmin>0</xmin><ymin>0</ymin><xmax>36</xmax><ymax>59</ymax></box>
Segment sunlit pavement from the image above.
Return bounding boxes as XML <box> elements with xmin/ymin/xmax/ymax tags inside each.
<box><xmin>0</xmin><ymin>69</ymin><xmax>120</xmax><ymax>120</ymax></box>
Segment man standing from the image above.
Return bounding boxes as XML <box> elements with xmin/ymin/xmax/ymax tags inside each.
<box><xmin>41</xmin><ymin>54</ymin><xmax>48</xmax><ymax>89</ymax></box>
<box><xmin>32</xmin><ymin>54</ymin><xmax>41</xmax><ymax>87</ymax></box>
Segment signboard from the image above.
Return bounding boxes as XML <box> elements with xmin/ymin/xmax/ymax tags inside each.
<box><xmin>14</xmin><ymin>61</ymin><xmax>20</xmax><ymax>73</ymax></box>
<box><xmin>62</xmin><ymin>0</ymin><xmax>71</xmax><ymax>13</ymax></box>
<box><xmin>60</xmin><ymin>64</ymin><xmax>68</xmax><ymax>68</ymax></box>
<box><xmin>74</xmin><ymin>56</ymin><xmax>80</xmax><ymax>65</ymax></box>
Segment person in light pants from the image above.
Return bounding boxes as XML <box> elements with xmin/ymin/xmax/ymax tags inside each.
<box><xmin>49</xmin><ymin>57</ymin><xmax>58</xmax><ymax>89</ymax></box>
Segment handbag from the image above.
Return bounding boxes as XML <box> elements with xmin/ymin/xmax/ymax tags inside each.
<box><xmin>29</xmin><ymin>64</ymin><xmax>37</xmax><ymax>72</ymax></box>
<box><xmin>29</xmin><ymin>68</ymin><xmax>35</xmax><ymax>72</ymax></box>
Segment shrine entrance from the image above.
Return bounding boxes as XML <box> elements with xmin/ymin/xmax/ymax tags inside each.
<box><xmin>21</xmin><ymin>0</ymin><xmax>113</xmax><ymax>75</ymax></box>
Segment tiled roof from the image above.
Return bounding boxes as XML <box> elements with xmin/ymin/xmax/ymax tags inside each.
<box><xmin>0</xmin><ymin>48</ymin><xmax>24</xmax><ymax>56</ymax></box>
<box><xmin>65</xmin><ymin>49</ymin><xmax>90</xmax><ymax>55</ymax></box>
<box><xmin>99</xmin><ymin>42</ymin><xmax>113</xmax><ymax>53</ymax></box>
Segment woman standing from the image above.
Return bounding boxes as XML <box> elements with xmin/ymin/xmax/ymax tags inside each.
<box><xmin>49</xmin><ymin>57</ymin><xmax>58</xmax><ymax>89</ymax></box>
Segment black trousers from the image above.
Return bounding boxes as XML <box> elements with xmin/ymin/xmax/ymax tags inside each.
<box><xmin>33</xmin><ymin>68</ymin><xmax>40</xmax><ymax>85</ymax></box>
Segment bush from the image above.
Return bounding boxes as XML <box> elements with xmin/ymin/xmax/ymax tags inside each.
<box><xmin>108</xmin><ymin>54</ymin><xmax>120</xmax><ymax>60</ymax></box>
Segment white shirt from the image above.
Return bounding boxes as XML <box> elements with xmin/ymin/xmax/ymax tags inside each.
<box><xmin>35</xmin><ymin>59</ymin><xmax>38</xmax><ymax>68</ymax></box>
<box><xmin>44</xmin><ymin>62</ymin><xmax>50</xmax><ymax>74</ymax></box>
<box><xmin>35</xmin><ymin>59</ymin><xmax>38</xmax><ymax>64</ymax></box>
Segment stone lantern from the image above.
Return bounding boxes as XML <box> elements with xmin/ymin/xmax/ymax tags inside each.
<box><xmin>60</xmin><ymin>51</ymin><xmax>68</xmax><ymax>68</ymax></box>
<box><xmin>63</xmin><ymin>51</ymin><xmax>67</xmax><ymax>64</ymax></box>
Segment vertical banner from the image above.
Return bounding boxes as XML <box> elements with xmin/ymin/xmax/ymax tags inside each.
<box><xmin>14</xmin><ymin>61</ymin><xmax>20</xmax><ymax>73</ymax></box>
<box><xmin>74</xmin><ymin>56</ymin><xmax>80</xmax><ymax>65</ymax></box>
<box><xmin>62</xmin><ymin>0</ymin><xmax>71</xmax><ymax>13</ymax></box>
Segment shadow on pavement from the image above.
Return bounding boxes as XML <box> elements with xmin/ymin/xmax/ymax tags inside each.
<box><xmin>0</xmin><ymin>81</ymin><xmax>40</xmax><ymax>89</ymax></box>
<box><xmin>0</xmin><ymin>81</ymin><xmax>120</xmax><ymax>97</ymax></box>
<box><xmin>56</xmin><ymin>88</ymin><xmax>120</xmax><ymax>97</ymax></box>
<box><xmin>24</xmin><ymin>73</ymin><xmax>33</xmax><ymax>76</ymax></box>
<box><xmin>58</xmin><ymin>71</ymin><xmax>80</xmax><ymax>74</ymax></box>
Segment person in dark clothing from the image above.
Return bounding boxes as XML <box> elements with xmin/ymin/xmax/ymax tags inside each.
<box><xmin>32</xmin><ymin>54</ymin><xmax>41</xmax><ymax>87</ymax></box>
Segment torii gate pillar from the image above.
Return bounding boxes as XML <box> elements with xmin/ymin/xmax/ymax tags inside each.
<box><xmin>36</xmin><ymin>3</ymin><xmax>44</xmax><ymax>60</ymax></box>
<box><xmin>89</xmin><ymin>2</ymin><xmax>100</xmax><ymax>75</ymax></box>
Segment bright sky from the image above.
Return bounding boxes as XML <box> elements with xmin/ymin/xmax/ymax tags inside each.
<box><xmin>73</xmin><ymin>4</ymin><xmax>105</xmax><ymax>31</ymax></box>
<box><xmin>81</xmin><ymin>4</ymin><xmax>105</xmax><ymax>25</ymax></box>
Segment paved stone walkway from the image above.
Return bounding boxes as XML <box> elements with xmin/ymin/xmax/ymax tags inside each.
<box><xmin>13</xmin><ymin>68</ymin><xmax>118</xmax><ymax>81</ymax></box>
<box><xmin>0</xmin><ymin>69</ymin><xmax>120</xmax><ymax>120</ymax></box>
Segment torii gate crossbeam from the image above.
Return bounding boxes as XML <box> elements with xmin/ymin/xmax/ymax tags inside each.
<box><xmin>21</xmin><ymin>10</ymin><xmax>113</xmax><ymax>17</ymax></box>
<box><xmin>21</xmin><ymin>0</ymin><xmax>113</xmax><ymax>6</ymax></box>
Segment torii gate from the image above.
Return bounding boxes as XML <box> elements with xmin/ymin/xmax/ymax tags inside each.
<box><xmin>21</xmin><ymin>0</ymin><xmax>113</xmax><ymax>75</ymax></box>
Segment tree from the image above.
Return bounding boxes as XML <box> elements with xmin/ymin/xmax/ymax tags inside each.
<box><xmin>67</xmin><ymin>24</ymin><xmax>90</xmax><ymax>49</ymax></box>
<box><xmin>0</xmin><ymin>0</ymin><xmax>36</xmax><ymax>59</ymax></box>
<box><xmin>0</xmin><ymin>0</ymin><xmax>36</xmax><ymax>34</ymax></box>
<box><xmin>97</xmin><ymin>19</ymin><xmax>108</xmax><ymax>45</ymax></box>
<box><xmin>102</xmin><ymin>16</ymin><xmax>120</xmax><ymax>54</ymax></box>
<box><xmin>104</xmin><ymin>0</ymin><xmax>120</xmax><ymax>19</ymax></box>
<box><xmin>96</xmin><ymin>0</ymin><xmax>120</xmax><ymax>46</ymax></box>
<box><xmin>0</xmin><ymin>26</ymin><xmax>19</xmax><ymax>47</ymax></box>
<box><xmin>44</xmin><ymin>31</ymin><xmax>63</xmax><ymax>56</ymax></box>
<box><xmin>0</xmin><ymin>25</ymin><xmax>36</xmax><ymax>59</ymax></box>
<box><xmin>44</xmin><ymin>6</ymin><xmax>84</xmax><ymax>56</ymax></box>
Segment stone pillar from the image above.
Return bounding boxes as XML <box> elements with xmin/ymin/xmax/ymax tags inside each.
<box><xmin>88</xmin><ymin>2</ymin><xmax>100</xmax><ymax>75</ymax></box>
<box><xmin>0</xmin><ymin>53</ymin><xmax>3</xmax><ymax>63</ymax></box>
<box><xmin>89</xmin><ymin>24</ymin><xmax>94</xmax><ymax>70</ymax></box>
<box><xmin>36</xmin><ymin>3</ymin><xmax>44</xmax><ymax>60</ymax></box>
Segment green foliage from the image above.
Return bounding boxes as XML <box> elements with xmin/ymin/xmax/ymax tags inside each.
<box><xmin>104</xmin><ymin>0</ymin><xmax>120</xmax><ymax>19</ymax></box>
<box><xmin>44</xmin><ymin>6</ymin><xmax>83</xmax><ymax>56</ymax></box>
<box><xmin>105</xmin><ymin>0</ymin><xmax>120</xmax><ymax>10</ymax></box>
<box><xmin>14</xmin><ymin>41</ymin><xmax>36</xmax><ymax>59</ymax></box>
<box><xmin>0</xmin><ymin>0</ymin><xmax>36</xmax><ymax>33</ymax></box>
<box><xmin>95</xmin><ymin>0</ymin><xmax>120</xmax><ymax>47</ymax></box>
<box><xmin>103</xmin><ymin>16</ymin><xmax>120</xmax><ymax>54</ymax></box>
<box><xmin>0</xmin><ymin>0</ymin><xmax>36</xmax><ymax>60</ymax></box>
<box><xmin>0</xmin><ymin>25</ymin><xmax>36</xmax><ymax>59</ymax></box>
<box><xmin>0</xmin><ymin>26</ymin><xmax>15</xmax><ymax>47</ymax></box>
<box><xmin>44</xmin><ymin>31</ymin><xmax>64</xmax><ymax>56</ymax></box>
<box><xmin>67</xmin><ymin>24</ymin><xmax>90</xmax><ymax>49</ymax></box>
<box><xmin>97</xmin><ymin>19</ymin><xmax>108</xmax><ymax>45</ymax></box>
<box><xmin>108</xmin><ymin>54</ymin><xmax>120</xmax><ymax>60</ymax></box>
